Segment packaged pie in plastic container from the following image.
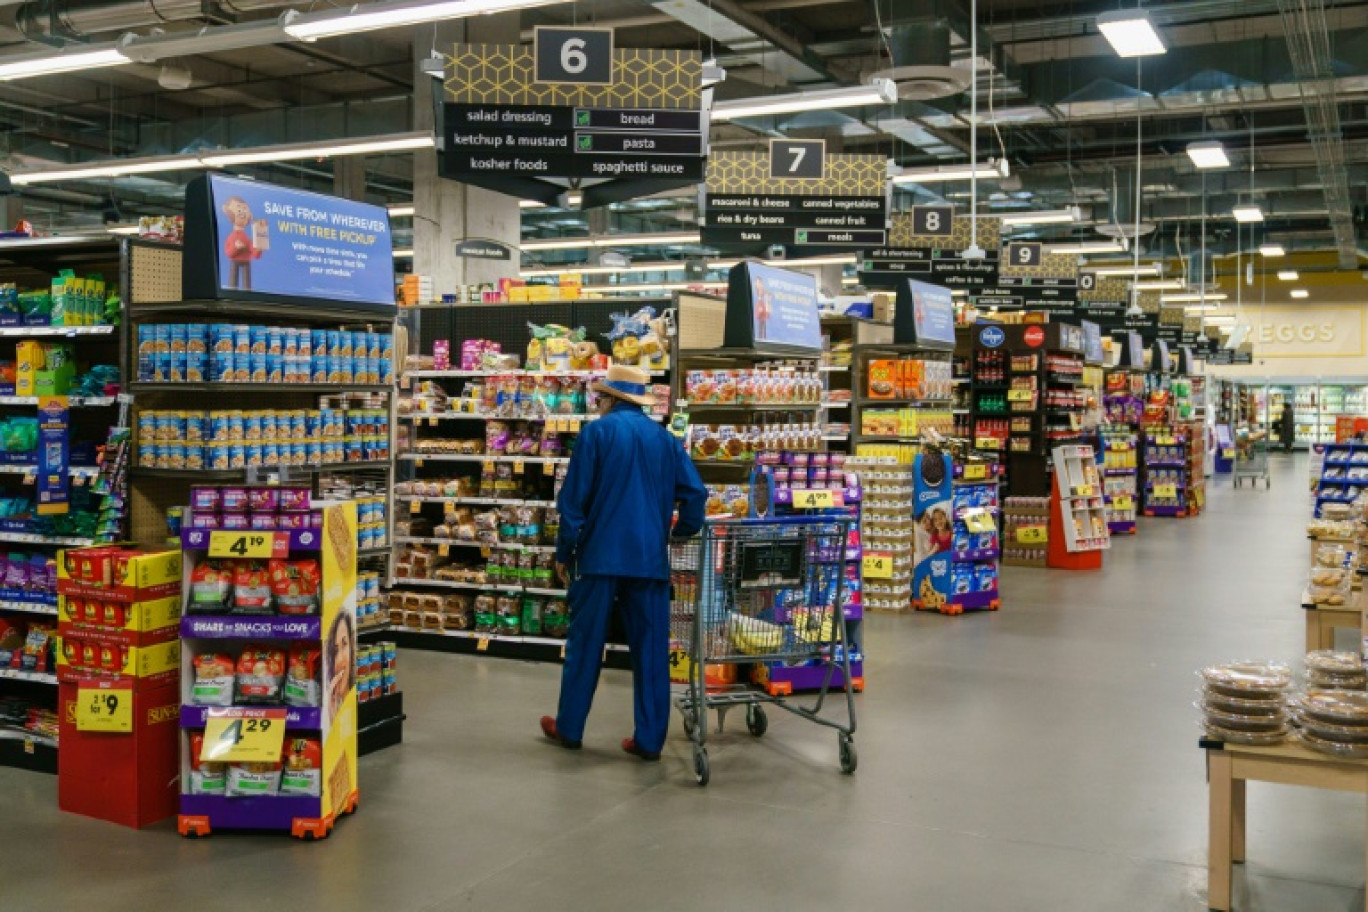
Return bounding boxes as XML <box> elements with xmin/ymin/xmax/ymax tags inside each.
<box><xmin>1199</xmin><ymin>661</ymin><xmax>1294</xmax><ymax>698</ymax></box>
<box><xmin>1200</xmin><ymin>720</ymin><xmax>1288</xmax><ymax>746</ymax></box>
<box><xmin>1195</xmin><ymin>702</ymin><xmax>1288</xmax><ymax>731</ymax></box>
<box><xmin>1296</xmin><ymin>715</ymin><xmax>1368</xmax><ymax>744</ymax></box>
<box><xmin>1306</xmin><ymin>650</ymin><xmax>1364</xmax><ymax>675</ymax></box>
<box><xmin>1297</xmin><ymin>729</ymin><xmax>1368</xmax><ymax>759</ymax></box>
<box><xmin>1292</xmin><ymin>689</ymin><xmax>1368</xmax><ymax>725</ymax></box>
<box><xmin>1201</xmin><ymin>689</ymin><xmax>1288</xmax><ymax>715</ymax></box>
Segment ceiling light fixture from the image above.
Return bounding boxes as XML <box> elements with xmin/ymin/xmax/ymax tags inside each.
<box><xmin>1259</xmin><ymin>243</ymin><xmax>1286</xmax><ymax>256</ymax></box>
<box><xmin>1277</xmin><ymin>270</ymin><xmax>1299</xmax><ymax>281</ymax></box>
<box><xmin>392</xmin><ymin>248</ymin><xmax>415</xmax><ymax>258</ymax></box>
<box><xmin>200</xmin><ymin>132</ymin><xmax>433</xmax><ymax>167</ymax></box>
<box><xmin>1045</xmin><ymin>239</ymin><xmax>1129</xmax><ymax>254</ymax></box>
<box><xmin>10</xmin><ymin>155</ymin><xmax>204</xmax><ymax>186</ymax></box>
<box><xmin>105</xmin><ymin>225</ymin><xmax>142</xmax><ymax>236</ymax></box>
<box><xmin>1090</xmin><ymin>264</ymin><xmax>1162</xmax><ymax>278</ymax></box>
<box><xmin>1160</xmin><ymin>292</ymin><xmax>1229</xmax><ymax>303</ymax></box>
<box><xmin>1097</xmin><ymin>9</ymin><xmax>1167</xmax><ymax>57</ymax></box>
<box><xmin>891</xmin><ymin>159</ymin><xmax>1010</xmax><ymax>185</ymax></box>
<box><xmin>1232</xmin><ymin>205</ymin><xmax>1264</xmax><ymax>223</ymax></box>
<box><xmin>521</xmin><ymin>232</ymin><xmax>702</xmax><ymax>252</ymax></box>
<box><xmin>1186</xmin><ymin>141</ymin><xmax>1230</xmax><ymax>170</ymax></box>
<box><xmin>1131</xmin><ymin>280</ymin><xmax>1186</xmax><ymax>291</ymax></box>
<box><xmin>387</xmin><ymin>204</ymin><xmax>415</xmax><ymax>217</ymax></box>
<box><xmin>518</xmin><ymin>200</ymin><xmax>546</xmax><ymax>209</ymax></box>
<box><xmin>1291</xmin><ymin>289</ymin><xmax>1309</xmax><ymax>298</ymax></box>
<box><xmin>710</xmin><ymin>79</ymin><xmax>896</xmax><ymax>122</ymax></box>
<box><xmin>0</xmin><ymin>46</ymin><xmax>129</xmax><ymax>81</ymax></box>
<box><xmin>997</xmin><ymin>207</ymin><xmax>1081</xmax><ymax>227</ymax></box>
<box><xmin>281</xmin><ymin>0</ymin><xmax>571</xmax><ymax>41</ymax></box>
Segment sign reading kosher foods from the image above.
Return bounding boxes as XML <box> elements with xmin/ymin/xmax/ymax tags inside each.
<box><xmin>703</xmin><ymin>149</ymin><xmax>889</xmax><ymax>250</ymax></box>
<box><xmin>893</xmin><ymin>279</ymin><xmax>956</xmax><ymax>350</ymax></box>
<box><xmin>182</xmin><ymin>175</ymin><xmax>395</xmax><ymax>313</ymax></box>
<box><xmin>441</xmin><ymin>37</ymin><xmax>705</xmax><ymax>205</ymax></box>
<box><xmin>723</xmin><ymin>262</ymin><xmax>822</xmax><ymax>355</ymax></box>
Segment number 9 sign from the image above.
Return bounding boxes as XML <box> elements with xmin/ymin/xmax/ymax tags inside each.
<box><xmin>1007</xmin><ymin>242</ymin><xmax>1042</xmax><ymax>268</ymax></box>
<box><xmin>534</xmin><ymin>27</ymin><xmax>614</xmax><ymax>85</ymax></box>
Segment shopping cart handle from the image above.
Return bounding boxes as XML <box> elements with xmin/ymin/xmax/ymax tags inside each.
<box><xmin>701</xmin><ymin>514</ymin><xmax>848</xmax><ymax>528</ymax></box>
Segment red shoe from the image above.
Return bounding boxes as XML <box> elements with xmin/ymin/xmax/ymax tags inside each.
<box><xmin>540</xmin><ymin>716</ymin><xmax>581</xmax><ymax>750</ymax></box>
<box><xmin>621</xmin><ymin>738</ymin><xmax>661</xmax><ymax>762</ymax></box>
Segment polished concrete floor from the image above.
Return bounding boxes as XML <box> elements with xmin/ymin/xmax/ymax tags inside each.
<box><xmin>2</xmin><ymin>454</ymin><xmax>1359</xmax><ymax>911</ymax></box>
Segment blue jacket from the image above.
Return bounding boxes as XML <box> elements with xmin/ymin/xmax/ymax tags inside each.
<box><xmin>555</xmin><ymin>401</ymin><xmax>707</xmax><ymax>580</ymax></box>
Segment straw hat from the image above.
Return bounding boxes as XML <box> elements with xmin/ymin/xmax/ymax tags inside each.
<box><xmin>592</xmin><ymin>363</ymin><xmax>655</xmax><ymax>407</ymax></box>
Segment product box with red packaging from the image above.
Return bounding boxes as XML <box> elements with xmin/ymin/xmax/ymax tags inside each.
<box><xmin>57</xmin><ymin>547</ymin><xmax>181</xmax><ymax>603</ymax></box>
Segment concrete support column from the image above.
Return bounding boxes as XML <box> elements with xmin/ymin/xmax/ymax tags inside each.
<box><xmin>333</xmin><ymin>155</ymin><xmax>367</xmax><ymax>202</ymax></box>
<box><xmin>0</xmin><ymin>195</ymin><xmax>24</xmax><ymax>231</ymax></box>
<box><xmin>413</xmin><ymin>15</ymin><xmax>522</xmax><ymax>291</ymax></box>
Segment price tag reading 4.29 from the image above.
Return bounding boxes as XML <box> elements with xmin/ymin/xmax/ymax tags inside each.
<box><xmin>75</xmin><ymin>681</ymin><xmax>132</xmax><ymax>733</ymax></box>
<box><xmin>201</xmin><ymin>708</ymin><xmax>288</xmax><ymax>763</ymax></box>
<box><xmin>207</xmin><ymin>531</ymin><xmax>287</xmax><ymax>560</ymax></box>
<box><xmin>861</xmin><ymin>552</ymin><xmax>894</xmax><ymax>579</ymax></box>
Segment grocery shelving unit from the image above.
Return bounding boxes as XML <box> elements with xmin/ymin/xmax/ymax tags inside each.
<box><xmin>1049</xmin><ymin>444</ymin><xmax>1110</xmax><ymax>565</ymax></box>
<box><xmin>1141</xmin><ymin>427</ymin><xmax>1198</xmax><ymax>517</ymax></box>
<box><xmin>849</xmin><ymin>342</ymin><xmax>954</xmax><ymax>451</ymax></box>
<box><xmin>1315</xmin><ymin>442</ymin><xmax>1368</xmax><ymax>516</ymax></box>
<box><xmin>1099</xmin><ymin>429</ymin><xmax>1139</xmax><ymax>534</ymax></box>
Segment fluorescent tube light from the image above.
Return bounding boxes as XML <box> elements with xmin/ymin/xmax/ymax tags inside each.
<box><xmin>521</xmin><ymin>232</ymin><xmax>701</xmax><ymax>252</ymax></box>
<box><xmin>281</xmin><ymin>0</ymin><xmax>570</xmax><ymax>41</ymax></box>
<box><xmin>518</xmin><ymin>200</ymin><xmax>546</xmax><ymax>209</ymax></box>
<box><xmin>580</xmin><ymin>282</ymin><xmax>725</xmax><ymax>293</ymax></box>
<box><xmin>1160</xmin><ymin>293</ymin><xmax>1228</xmax><ymax>303</ymax></box>
<box><xmin>1097</xmin><ymin>9</ymin><xmax>1167</xmax><ymax>57</ymax></box>
<box><xmin>0</xmin><ymin>46</ymin><xmax>129</xmax><ymax>81</ymax></box>
<box><xmin>1259</xmin><ymin>243</ymin><xmax>1285</xmax><ymax>256</ymax></box>
<box><xmin>200</xmin><ymin>132</ymin><xmax>434</xmax><ymax>167</ymax></box>
<box><xmin>1090</xmin><ymin>264</ymin><xmax>1162</xmax><ymax>278</ymax></box>
<box><xmin>522</xmin><ymin>253</ymin><xmax>857</xmax><ymax>275</ymax></box>
<box><xmin>1045</xmin><ymin>240</ymin><xmax>1128</xmax><ymax>254</ymax></box>
<box><xmin>393</xmin><ymin>248</ymin><xmax>414</xmax><ymax>258</ymax></box>
<box><xmin>1291</xmin><ymin>289</ymin><xmax>1309</xmax><ymax>299</ymax></box>
<box><xmin>1277</xmin><ymin>270</ymin><xmax>1298</xmax><ymax>281</ymax></box>
<box><xmin>387</xmin><ymin>204</ymin><xmax>415</xmax><ymax>217</ymax></box>
<box><xmin>1186</xmin><ymin>141</ymin><xmax>1230</xmax><ymax>170</ymax></box>
<box><xmin>1232</xmin><ymin>205</ymin><xmax>1264</xmax><ymax>223</ymax></box>
<box><xmin>1131</xmin><ymin>280</ymin><xmax>1186</xmax><ymax>291</ymax></box>
<box><xmin>711</xmin><ymin>79</ymin><xmax>896</xmax><ymax>122</ymax></box>
<box><xmin>891</xmin><ymin>159</ymin><xmax>1009</xmax><ymax>185</ymax></box>
<box><xmin>11</xmin><ymin>155</ymin><xmax>204</xmax><ymax>185</ymax></box>
<box><xmin>106</xmin><ymin>225</ymin><xmax>142</xmax><ymax>235</ymax></box>
<box><xmin>998</xmin><ymin>207</ymin><xmax>1081</xmax><ymax>227</ymax></box>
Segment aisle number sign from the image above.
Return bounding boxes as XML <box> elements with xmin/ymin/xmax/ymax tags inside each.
<box><xmin>1153</xmin><ymin>484</ymin><xmax>1178</xmax><ymax>500</ymax></box>
<box><xmin>200</xmin><ymin>708</ymin><xmax>288</xmax><ymax>763</ymax></box>
<box><xmin>862</xmin><ymin>552</ymin><xmax>894</xmax><ymax>579</ymax></box>
<box><xmin>1016</xmin><ymin>524</ymin><xmax>1048</xmax><ymax>544</ymax></box>
<box><xmin>207</xmin><ymin>531</ymin><xmax>288</xmax><ymax>560</ymax></box>
<box><xmin>75</xmin><ymin>681</ymin><xmax>132</xmax><ymax>733</ymax></box>
<box><xmin>792</xmin><ymin>489</ymin><xmax>837</xmax><ymax>509</ymax></box>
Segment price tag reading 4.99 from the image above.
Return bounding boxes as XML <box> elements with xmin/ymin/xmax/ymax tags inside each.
<box><xmin>201</xmin><ymin>708</ymin><xmax>288</xmax><ymax>763</ymax></box>
<box><xmin>792</xmin><ymin>489</ymin><xmax>837</xmax><ymax>509</ymax></box>
<box><xmin>75</xmin><ymin>681</ymin><xmax>132</xmax><ymax>733</ymax></box>
<box><xmin>207</xmin><ymin>531</ymin><xmax>287</xmax><ymax>560</ymax></box>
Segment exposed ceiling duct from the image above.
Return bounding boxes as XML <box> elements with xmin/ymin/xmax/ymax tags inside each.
<box><xmin>1277</xmin><ymin>0</ymin><xmax>1357</xmax><ymax>268</ymax></box>
<box><xmin>868</xmin><ymin>6</ymin><xmax>969</xmax><ymax>102</ymax></box>
<box><xmin>16</xmin><ymin>0</ymin><xmax>291</xmax><ymax>40</ymax></box>
<box><xmin>651</xmin><ymin>0</ymin><xmax>834</xmax><ymax>84</ymax></box>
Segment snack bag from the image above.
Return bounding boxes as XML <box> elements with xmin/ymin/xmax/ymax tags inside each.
<box><xmin>188</xmin><ymin>731</ymin><xmax>228</xmax><ymax>795</ymax></box>
<box><xmin>226</xmin><ymin>761</ymin><xmax>281</xmax><ymax>797</ymax></box>
<box><xmin>235</xmin><ymin>645</ymin><xmax>286</xmax><ymax>703</ymax></box>
<box><xmin>279</xmin><ymin>737</ymin><xmax>323</xmax><ymax>796</ymax></box>
<box><xmin>284</xmin><ymin>643</ymin><xmax>322</xmax><ymax>707</ymax></box>
<box><xmin>192</xmin><ymin>652</ymin><xmax>236</xmax><ymax>706</ymax></box>
<box><xmin>231</xmin><ymin>561</ymin><xmax>273</xmax><ymax>615</ymax></box>
<box><xmin>269</xmin><ymin>559</ymin><xmax>321</xmax><ymax>616</ymax></box>
<box><xmin>189</xmin><ymin>559</ymin><xmax>234</xmax><ymax>614</ymax></box>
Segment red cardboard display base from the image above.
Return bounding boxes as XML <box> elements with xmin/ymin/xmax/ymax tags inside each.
<box><xmin>1047</xmin><ymin>473</ymin><xmax>1104</xmax><ymax>571</ymax></box>
<box><xmin>58</xmin><ymin>680</ymin><xmax>180</xmax><ymax>829</ymax></box>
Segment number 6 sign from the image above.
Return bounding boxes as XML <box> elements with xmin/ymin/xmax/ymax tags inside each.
<box><xmin>534</xmin><ymin>27</ymin><xmax>614</xmax><ymax>85</ymax></box>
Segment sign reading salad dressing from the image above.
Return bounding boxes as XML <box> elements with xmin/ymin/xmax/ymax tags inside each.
<box><xmin>723</xmin><ymin>262</ymin><xmax>822</xmax><ymax>354</ymax></box>
<box><xmin>183</xmin><ymin>175</ymin><xmax>396</xmax><ymax>313</ymax></box>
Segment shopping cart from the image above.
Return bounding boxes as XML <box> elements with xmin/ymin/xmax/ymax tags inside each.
<box><xmin>669</xmin><ymin>515</ymin><xmax>857</xmax><ymax>786</ymax></box>
<box><xmin>1234</xmin><ymin>430</ymin><xmax>1270</xmax><ymax>489</ymax></box>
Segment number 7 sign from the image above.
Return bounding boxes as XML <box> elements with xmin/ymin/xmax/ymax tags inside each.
<box><xmin>769</xmin><ymin>139</ymin><xmax>825</xmax><ymax>179</ymax></box>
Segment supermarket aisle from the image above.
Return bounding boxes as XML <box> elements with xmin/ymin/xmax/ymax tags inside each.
<box><xmin>0</xmin><ymin>455</ymin><xmax>1353</xmax><ymax>912</ymax></box>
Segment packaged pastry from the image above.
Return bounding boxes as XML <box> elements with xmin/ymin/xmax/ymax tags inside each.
<box><xmin>226</xmin><ymin>761</ymin><xmax>281</xmax><ymax>797</ymax></box>
<box><xmin>192</xmin><ymin>652</ymin><xmax>236</xmax><ymax>706</ymax></box>
<box><xmin>231</xmin><ymin>561</ymin><xmax>273</xmax><ymax>614</ymax></box>
<box><xmin>189</xmin><ymin>559</ymin><xmax>234</xmax><ymax>614</ymax></box>
<box><xmin>496</xmin><ymin>595</ymin><xmax>521</xmax><ymax>635</ymax></box>
<box><xmin>269</xmin><ymin>559</ymin><xmax>321</xmax><ymax>615</ymax></box>
<box><xmin>235</xmin><ymin>645</ymin><xmax>287</xmax><ymax>703</ymax></box>
<box><xmin>279</xmin><ymin>737</ymin><xmax>323</xmax><ymax>796</ymax></box>
<box><xmin>1199</xmin><ymin>661</ymin><xmax>1293</xmax><ymax>697</ymax></box>
<box><xmin>283</xmin><ymin>643</ymin><xmax>322</xmax><ymax>707</ymax></box>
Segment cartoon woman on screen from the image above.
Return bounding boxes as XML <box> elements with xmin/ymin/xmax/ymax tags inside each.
<box><xmin>221</xmin><ymin>195</ymin><xmax>264</xmax><ymax>291</ymax></box>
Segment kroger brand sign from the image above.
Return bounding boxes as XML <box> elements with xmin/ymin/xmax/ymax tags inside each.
<box><xmin>979</xmin><ymin>326</ymin><xmax>1005</xmax><ymax>348</ymax></box>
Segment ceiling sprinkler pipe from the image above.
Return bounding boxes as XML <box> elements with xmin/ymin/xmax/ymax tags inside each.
<box><xmin>18</xmin><ymin>0</ymin><xmax>289</xmax><ymax>40</ymax></box>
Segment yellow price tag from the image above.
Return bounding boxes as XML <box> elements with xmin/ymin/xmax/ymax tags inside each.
<box><xmin>1015</xmin><ymin>524</ymin><xmax>1048</xmax><ymax>544</ymax></box>
<box><xmin>477</xmin><ymin>637</ymin><xmax>491</xmax><ymax>652</ymax></box>
<box><xmin>438</xmin><ymin>544</ymin><xmax>450</xmax><ymax>557</ymax></box>
<box><xmin>1007</xmin><ymin>389</ymin><xmax>1034</xmax><ymax>402</ymax></box>
<box><xmin>207</xmin><ymin>531</ymin><xmax>286</xmax><ymax>559</ymax></box>
<box><xmin>963</xmin><ymin>464</ymin><xmax>988</xmax><ymax>481</ymax></box>
<box><xmin>862</xmin><ymin>552</ymin><xmax>894</xmax><ymax>579</ymax></box>
<box><xmin>1073</xmin><ymin>484</ymin><xmax>1095</xmax><ymax>498</ymax></box>
<box><xmin>513</xmin><ymin>459</ymin><xmax>525</xmax><ymax>474</ymax></box>
<box><xmin>963</xmin><ymin>509</ymin><xmax>997</xmax><ymax>533</ymax></box>
<box><xmin>409</xmin><ymin>500</ymin><xmax>422</xmax><ymax>515</ymax></box>
<box><xmin>1113</xmin><ymin>496</ymin><xmax>1134</xmax><ymax>511</ymax></box>
<box><xmin>1153</xmin><ymin>484</ymin><xmax>1178</xmax><ymax>499</ymax></box>
<box><xmin>975</xmin><ymin>437</ymin><xmax>1001</xmax><ymax>451</ymax></box>
<box><xmin>668</xmin><ymin>646</ymin><xmax>693</xmax><ymax>684</ymax></box>
<box><xmin>543</xmin><ymin>461</ymin><xmax>556</xmax><ymax>475</ymax></box>
<box><xmin>414</xmin><ymin>458</ymin><xmax>425</xmax><ymax>468</ymax></box>
<box><xmin>792</xmin><ymin>489</ymin><xmax>836</xmax><ymax>509</ymax></box>
<box><xmin>200</xmin><ymin>708</ymin><xmax>287</xmax><ymax>763</ymax></box>
<box><xmin>571</xmin><ymin>418</ymin><xmax>583</xmax><ymax>432</ymax></box>
<box><xmin>75</xmin><ymin>681</ymin><xmax>132</xmax><ymax>733</ymax></box>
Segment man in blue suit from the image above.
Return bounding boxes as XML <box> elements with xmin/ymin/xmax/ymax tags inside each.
<box><xmin>541</xmin><ymin>364</ymin><xmax>707</xmax><ymax>761</ymax></box>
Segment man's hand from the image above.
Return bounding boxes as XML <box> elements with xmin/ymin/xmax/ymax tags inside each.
<box><xmin>555</xmin><ymin>562</ymin><xmax>569</xmax><ymax>586</ymax></box>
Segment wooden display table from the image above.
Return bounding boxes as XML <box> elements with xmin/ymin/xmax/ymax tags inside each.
<box><xmin>1204</xmin><ymin>738</ymin><xmax>1368</xmax><ymax>911</ymax></box>
<box><xmin>1303</xmin><ymin>602</ymin><xmax>1361</xmax><ymax>652</ymax></box>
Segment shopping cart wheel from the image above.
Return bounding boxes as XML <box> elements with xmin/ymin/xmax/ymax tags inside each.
<box><xmin>745</xmin><ymin>705</ymin><xmax>768</xmax><ymax>737</ymax></box>
<box><xmin>693</xmin><ymin>748</ymin><xmax>710</xmax><ymax>787</ymax></box>
<box><xmin>838</xmin><ymin>734</ymin><xmax>857</xmax><ymax>775</ymax></box>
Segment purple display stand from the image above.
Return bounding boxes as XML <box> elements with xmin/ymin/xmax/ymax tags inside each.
<box><xmin>760</xmin><ymin>660</ymin><xmax>863</xmax><ymax>694</ymax></box>
<box><xmin>181</xmin><ymin>615</ymin><xmax>322</xmax><ymax>640</ymax></box>
<box><xmin>179</xmin><ymin>795</ymin><xmax>321</xmax><ymax>831</ymax></box>
<box><xmin>181</xmin><ymin>528</ymin><xmax>323</xmax><ymax>553</ymax></box>
<box><xmin>1144</xmin><ymin>505</ymin><xmax>1187</xmax><ymax>517</ymax></box>
<box><xmin>948</xmin><ymin>588</ymin><xmax>1000</xmax><ymax>612</ymax></box>
<box><xmin>180</xmin><ymin>705</ymin><xmax>322</xmax><ymax>729</ymax></box>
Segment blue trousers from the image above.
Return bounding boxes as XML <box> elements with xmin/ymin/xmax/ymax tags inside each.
<box><xmin>555</xmin><ymin>574</ymin><xmax>670</xmax><ymax>755</ymax></box>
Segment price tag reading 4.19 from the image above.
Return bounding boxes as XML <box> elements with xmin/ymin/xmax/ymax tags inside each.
<box><xmin>861</xmin><ymin>552</ymin><xmax>894</xmax><ymax>579</ymax></box>
<box><xmin>75</xmin><ymin>681</ymin><xmax>132</xmax><ymax>733</ymax></box>
<box><xmin>201</xmin><ymin>708</ymin><xmax>288</xmax><ymax>763</ymax></box>
<box><xmin>1015</xmin><ymin>524</ymin><xmax>1048</xmax><ymax>544</ymax></box>
<box><xmin>792</xmin><ymin>489</ymin><xmax>837</xmax><ymax>509</ymax></box>
<box><xmin>207</xmin><ymin>531</ymin><xmax>287</xmax><ymax>560</ymax></box>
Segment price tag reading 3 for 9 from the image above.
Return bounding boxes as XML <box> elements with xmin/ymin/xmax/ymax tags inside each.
<box><xmin>207</xmin><ymin>531</ymin><xmax>288</xmax><ymax>560</ymax></box>
<box><xmin>201</xmin><ymin>708</ymin><xmax>289</xmax><ymax>763</ymax></box>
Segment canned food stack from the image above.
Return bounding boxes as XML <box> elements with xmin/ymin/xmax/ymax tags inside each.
<box><xmin>1292</xmin><ymin>689</ymin><xmax>1368</xmax><ymax>758</ymax></box>
<box><xmin>355</xmin><ymin>571</ymin><xmax>382</xmax><ymax>628</ymax></box>
<box><xmin>136</xmin><ymin>323</ymin><xmax>393</xmax><ymax>386</ymax></box>
<box><xmin>355</xmin><ymin>641</ymin><xmax>397</xmax><ymax>704</ymax></box>
<box><xmin>1197</xmin><ymin>662</ymin><xmax>1293</xmax><ymax>746</ymax></box>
